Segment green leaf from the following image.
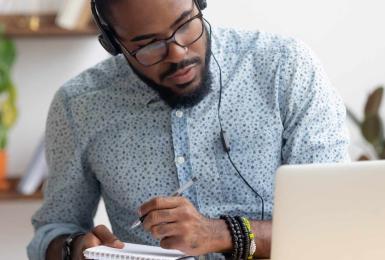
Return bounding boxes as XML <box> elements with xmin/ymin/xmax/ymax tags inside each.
<box><xmin>6</xmin><ymin>81</ymin><xmax>17</xmax><ymax>103</ymax></box>
<box><xmin>0</xmin><ymin>65</ymin><xmax>11</xmax><ymax>92</ymax></box>
<box><xmin>361</xmin><ymin>115</ymin><xmax>384</xmax><ymax>156</ymax></box>
<box><xmin>361</xmin><ymin>115</ymin><xmax>383</xmax><ymax>143</ymax></box>
<box><xmin>0</xmin><ymin>26</ymin><xmax>15</xmax><ymax>150</ymax></box>
<box><xmin>1</xmin><ymin>86</ymin><xmax>18</xmax><ymax>129</ymax></box>
<box><xmin>0</xmin><ymin>68</ymin><xmax>7</xmax><ymax>90</ymax></box>
<box><xmin>365</xmin><ymin>87</ymin><xmax>383</xmax><ymax>116</ymax></box>
<box><xmin>0</xmin><ymin>123</ymin><xmax>8</xmax><ymax>149</ymax></box>
<box><xmin>0</xmin><ymin>36</ymin><xmax>16</xmax><ymax>69</ymax></box>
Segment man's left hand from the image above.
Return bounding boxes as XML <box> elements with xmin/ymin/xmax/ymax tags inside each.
<box><xmin>138</xmin><ymin>196</ymin><xmax>231</xmax><ymax>256</ymax></box>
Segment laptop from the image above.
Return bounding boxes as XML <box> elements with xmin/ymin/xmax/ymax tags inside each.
<box><xmin>271</xmin><ymin>161</ymin><xmax>385</xmax><ymax>260</ymax></box>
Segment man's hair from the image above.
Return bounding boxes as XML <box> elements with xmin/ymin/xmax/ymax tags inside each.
<box><xmin>95</xmin><ymin>0</ymin><xmax>120</xmax><ymax>25</ymax></box>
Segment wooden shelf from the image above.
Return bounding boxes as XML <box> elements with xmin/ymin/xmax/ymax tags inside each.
<box><xmin>0</xmin><ymin>177</ymin><xmax>43</xmax><ymax>201</ymax></box>
<box><xmin>0</xmin><ymin>14</ymin><xmax>98</xmax><ymax>37</ymax></box>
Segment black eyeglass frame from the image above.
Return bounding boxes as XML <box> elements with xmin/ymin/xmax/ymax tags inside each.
<box><xmin>117</xmin><ymin>11</ymin><xmax>205</xmax><ymax>67</ymax></box>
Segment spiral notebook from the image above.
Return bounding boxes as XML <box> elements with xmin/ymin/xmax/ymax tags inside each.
<box><xmin>83</xmin><ymin>242</ymin><xmax>190</xmax><ymax>260</ymax></box>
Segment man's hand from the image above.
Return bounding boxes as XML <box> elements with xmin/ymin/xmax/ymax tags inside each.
<box><xmin>71</xmin><ymin>225</ymin><xmax>124</xmax><ymax>260</ymax></box>
<box><xmin>139</xmin><ymin>197</ymin><xmax>232</xmax><ymax>256</ymax></box>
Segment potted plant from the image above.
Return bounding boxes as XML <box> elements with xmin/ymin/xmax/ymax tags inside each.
<box><xmin>347</xmin><ymin>86</ymin><xmax>384</xmax><ymax>160</ymax></box>
<box><xmin>0</xmin><ymin>25</ymin><xmax>18</xmax><ymax>190</ymax></box>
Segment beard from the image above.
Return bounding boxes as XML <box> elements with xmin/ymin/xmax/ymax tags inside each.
<box><xmin>127</xmin><ymin>30</ymin><xmax>212</xmax><ymax>109</ymax></box>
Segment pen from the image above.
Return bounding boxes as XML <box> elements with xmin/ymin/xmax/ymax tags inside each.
<box><xmin>129</xmin><ymin>177</ymin><xmax>198</xmax><ymax>229</ymax></box>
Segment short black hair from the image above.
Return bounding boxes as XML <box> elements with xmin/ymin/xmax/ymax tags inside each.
<box><xmin>95</xmin><ymin>0</ymin><xmax>120</xmax><ymax>25</ymax></box>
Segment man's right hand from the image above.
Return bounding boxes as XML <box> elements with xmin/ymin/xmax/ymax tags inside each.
<box><xmin>46</xmin><ymin>224</ymin><xmax>124</xmax><ymax>260</ymax></box>
<box><xmin>71</xmin><ymin>225</ymin><xmax>125</xmax><ymax>260</ymax></box>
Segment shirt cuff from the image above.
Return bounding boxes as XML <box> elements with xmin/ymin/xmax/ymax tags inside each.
<box><xmin>27</xmin><ymin>223</ymin><xmax>87</xmax><ymax>260</ymax></box>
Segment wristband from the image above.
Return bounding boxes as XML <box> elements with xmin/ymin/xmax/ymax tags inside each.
<box><xmin>241</xmin><ymin>217</ymin><xmax>256</xmax><ymax>259</ymax></box>
<box><xmin>235</xmin><ymin>216</ymin><xmax>250</xmax><ymax>260</ymax></box>
<box><xmin>220</xmin><ymin>215</ymin><xmax>239</xmax><ymax>259</ymax></box>
<box><xmin>230</xmin><ymin>216</ymin><xmax>244</xmax><ymax>260</ymax></box>
<box><xmin>62</xmin><ymin>232</ymin><xmax>86</xmax><ymax>260</ymax></box>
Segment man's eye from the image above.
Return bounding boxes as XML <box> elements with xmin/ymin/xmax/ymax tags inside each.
<box><xmin>138</xmin><ymin>39</ymin><xmax>158</xmax><ymax>49</ymax></box>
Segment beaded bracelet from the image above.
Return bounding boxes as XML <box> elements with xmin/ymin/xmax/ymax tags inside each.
<box><xmin>230</xmin><ymin>216</ymin><xmax>244</xmax><ymax>260</ymax></box>
<box><xmin>242</xmin><ymin>217</ymin><xmax>256</xmax><ymax>259</ymax></box>
<box><xmin>221</xmin><ymin>215</ymin><xmax>255</xmax><ymax>260</ymax></box>
<box><xmin>235</xmin><ymin>216</ymin><xmax>250</xmax><ymax>260</ymax></box>
<box><xmin>220</xmin><ymin>215</ymin><xmax>239</xmax><ymax>259</ymax></box>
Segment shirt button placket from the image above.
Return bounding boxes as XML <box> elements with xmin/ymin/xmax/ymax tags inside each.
<box><xmin>171</xmin><ymin>108</ymin><xmax>194</xmax><ymax>200</ymax></box>
<box><xmin>175</xmin><ymin>110</ymin><xmax>184</xmax><ymax>118</ymax></box>
<box><xmin>175</xmin><ymin>156</ymin><xmax>186</xmax><ymax>166</ymax></box>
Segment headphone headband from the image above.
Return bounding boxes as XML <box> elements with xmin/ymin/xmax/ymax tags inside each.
<box><xmin>91</xmin><ymin>0</ymin><xmax>207</xmax><ymax>56</ymax></box>
<box><xmin>197</xmin><ymin>0</ymin><xmax>207</xmax><ymax>10</ymax></box>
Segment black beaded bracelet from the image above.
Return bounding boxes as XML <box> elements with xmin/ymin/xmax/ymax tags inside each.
<box><xmin>220</xmin><ymin>215</ymin><xmax>239</xmax><ymax>260</ymax></box>
<box><xmin>229</xmin><ymin>216</ymin><xmax>243</xmax><ymax>260</ymax></box>
<box><xmin>230</xmin><ymin>216</ymin><xmax>244</xmax><ymax>260</ymax></box>
<box><xmin>235</xmin><ymin>216</ymin><xmax>251</xmax><ymax>260</ymax></box>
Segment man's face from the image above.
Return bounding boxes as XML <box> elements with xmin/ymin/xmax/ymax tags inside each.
<box><xmin>109</xmin><ymin>0</ymin><xmax>209</xmax><ymax>101</ymax></box>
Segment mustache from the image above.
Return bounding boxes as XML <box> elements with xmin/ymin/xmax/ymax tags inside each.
<box><xmin>160</xmin><ymin>57</ymin><xmax>202</xmax><ymax>81</ymax></box>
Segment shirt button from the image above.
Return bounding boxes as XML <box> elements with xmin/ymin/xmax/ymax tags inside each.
<box><xmin>175</xmin><ymin>110</ymin><xmax>184</xmax><ymax>118</ymax></box>
<box><xmin>175</xmin><ymin>156</ymin><xmax>185</xmax><ymax>165</ymax></box>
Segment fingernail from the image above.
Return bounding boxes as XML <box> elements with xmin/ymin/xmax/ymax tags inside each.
<box><xmin>137</xmin><ymin>208</ymin><xmax>142</xmax><ymax>216</ymax></box>
<box><xmin>114</xmin><ymin>240</ymin><xmax>124</xmax><ymax>248</ymax></box>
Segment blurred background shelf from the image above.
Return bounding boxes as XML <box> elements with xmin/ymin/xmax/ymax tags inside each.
<box><xmin>0</xmin><ymin>14</ymin><xmax>97</xmax><ymax>37</ymax></box>
<box><xmin>0</xmin><ymin>177</ymin><xmax>43</xmax><ymax>200</ymax></box>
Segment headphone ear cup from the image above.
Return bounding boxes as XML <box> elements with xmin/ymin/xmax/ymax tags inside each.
<box><xmin>91</xmin><ymin>0</ymin><xmax>121</xmax><ymax>56</ymax></box>
<box><xmin>197</xmin><ymin>0</ymin><xmax>207</xmax><ymax>10</ymax></box>
<box><xmin>98</xmin><ymin>33</ymin><xmax>121</xmax><ymax>56</ymax></box>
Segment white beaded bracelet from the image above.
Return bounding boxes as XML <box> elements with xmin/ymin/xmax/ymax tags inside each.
<box><xmin>249</xmin><ymin>239</ymin><xmax>256</xmax><ymax>258</ymax></box>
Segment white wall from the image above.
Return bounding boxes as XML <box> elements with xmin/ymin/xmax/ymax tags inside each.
<box><xmin>7</xmin><ymin>0</ymin><xmax>385</xmax><ymax>176</ymax></box>
<box><xmin>0</xmin><ymin>0</ymin><xmax>61</xmax><ymax>14</ymax></box>
<box><xmin>210</xmin><ymin>0</ymin><xmax>385</xmax><ymax>110</ymax></box>
<box><xmin>204</xmin><ymin>0</ymin><xmax>385</xmax><ymax>159</ymax></box>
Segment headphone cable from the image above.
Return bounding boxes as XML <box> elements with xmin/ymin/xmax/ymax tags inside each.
<box><xmin>205</xmin><ymin>18</ymin><xmax>265</xmax><ymax>220</ymax></box>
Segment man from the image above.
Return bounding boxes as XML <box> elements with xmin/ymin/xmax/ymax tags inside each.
<box><xmin>28</xmin><ymin>0</ymin><xmax>349</xmax><ymax>259</ymax></box>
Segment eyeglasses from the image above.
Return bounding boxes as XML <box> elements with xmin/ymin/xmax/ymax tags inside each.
<box><xmin>119</xmin><ymin>13</ymin><xmax>204</xmax><ymax>67</ymax></box>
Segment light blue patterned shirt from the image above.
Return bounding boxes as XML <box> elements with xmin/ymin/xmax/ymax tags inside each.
<box><xmin>28</xmin><ymin>27</ymin><xmax>349</xmax><ymax>260</ymax></box>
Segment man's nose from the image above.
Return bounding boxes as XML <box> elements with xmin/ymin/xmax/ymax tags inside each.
<box><xmin>164</xmin><ymin>42</ymin><xmax>188</xmax><ymax>64</ymax></box>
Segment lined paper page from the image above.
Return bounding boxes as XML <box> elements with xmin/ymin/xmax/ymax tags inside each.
<box><xmin>84</xmin><ymin>242</ymin><xmax>186</xmax><ymax>260</ymax></box>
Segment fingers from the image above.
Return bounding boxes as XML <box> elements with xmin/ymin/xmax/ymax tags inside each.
<box><xmin>160</xmin><ymin>236</ymin><xmax>184</xmax><ymax>251</ymax></box>
<box><xmin>139</xmin><ymin>197</ymin><xmax>211</xmax><ymax>256</ymax></box>
<box><xmin>74</xmin><ymin>225</ymin><xmax>123</xmax><ymax>260</ymax></box>
<box><xmin>139</xmin><ymin>196</ymin><xmax>189</xmax><ymax>217</ymax></box>
<box><xmin>149</xmin><ymin>222</ymin><xmax>180</xmax><ymax>240</ymax></box>
<box><xmin>82</xmin><ymin>232</ymin><xmax>102</xmax><ymax>250</ymax></box>
<box><xmin>142</xmin><ymin>208</ymin><xmax>178</xmax><ymax>231</ymax></box>
<box><xmin>91</xmin><ymin>225</ymin><xmax>124</xmax><ymax>249</ymax></box>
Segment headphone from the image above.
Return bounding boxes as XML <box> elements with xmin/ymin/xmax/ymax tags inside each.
<box><xmin>209</xmin><ymin>35</ymin><xmax>266</xmax><ymax>221</ymax></box>
<box><xmin>91</xmin><ymin>0</ymin><xmax>207</xmax><ymax>56</ymax></box>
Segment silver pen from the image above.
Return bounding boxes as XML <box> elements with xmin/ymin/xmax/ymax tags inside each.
<box><xmin>129</xmin><ymin>177</ymin><xmax>198</xmax><ymax>229</ymax></box>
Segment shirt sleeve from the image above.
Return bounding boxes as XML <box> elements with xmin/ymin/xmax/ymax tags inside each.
<box><xmin>277</xmin><ymin>39</ymin><xmax>350</xmax><ymax>164</ymax></box>
<box><xmin>27</xmin><ymin>88</ymin><xmax>101</xmax><ymax>260</ymax></box>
